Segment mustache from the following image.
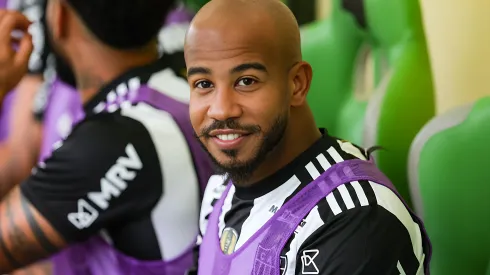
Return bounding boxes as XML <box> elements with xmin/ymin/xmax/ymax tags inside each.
<box><xmin>197</xmin><ymin>119</ymin><xmax>261</xmax><ymax>138</ymax></box>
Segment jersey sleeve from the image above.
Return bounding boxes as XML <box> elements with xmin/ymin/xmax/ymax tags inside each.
<box><xmin>20</xmin><ymin>115</ymin><xmax>163</xmax><ymax>242</ymax></box>
<box><xmin>293</xmin><ymin>189</ymin><xmax>426</xmax><ymax>275</ymax></box>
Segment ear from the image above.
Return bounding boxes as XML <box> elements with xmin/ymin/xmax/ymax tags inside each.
<box><xmin>289</xmin><ymin>61</ymin><xmax>313</xmax><ymax>107</ymax></box>
<box><xmin>47</xmin><ymin>0</ymin><xmax>68</xmax><ymax>40</ymax></box>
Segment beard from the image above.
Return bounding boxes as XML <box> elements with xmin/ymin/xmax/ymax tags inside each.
<box><xmin>195</xmin><ymin>113</ymin><xmax>288</xmax><ymax>186</ymax></box>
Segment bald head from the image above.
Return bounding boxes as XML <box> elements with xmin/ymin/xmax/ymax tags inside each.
<box><xmin>185</xmin><ymin>0</ymin><xmax>302</xmax><ymax>66</ymax></box>
<box><xmin>186</xmin><ymin>0</ymin><xmax>315</xmax><ymax>186</ymax></box>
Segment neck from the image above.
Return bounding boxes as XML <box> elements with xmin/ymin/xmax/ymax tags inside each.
<box><xmin>71</xmin><ymin>41</ymin><xmax>159</xmax><ymax>104</ymax></box>
<box><xmin>246</xmin><ymin>107</ymin><xmax>321</xmax><ymax>185</ymax></box>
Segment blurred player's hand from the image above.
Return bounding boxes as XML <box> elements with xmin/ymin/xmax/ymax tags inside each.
<box><xmin>0</xmin><ymin>9</ymin><xmax>32</xmax><ymax>97</ymax></box>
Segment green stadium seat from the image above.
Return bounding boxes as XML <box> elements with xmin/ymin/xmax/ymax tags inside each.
<box><xmin>361</xmin><ymin>0</ymin><xmax>435</xmax><ymax>208</ymax></box>
<box><xmin>302</xmin><ymin>0</ymin><xmax>434</xmax><ymax>206</ymax></box>
<box><xmin>409</xmin><ymin>97</ymin><xmax>490</xmax><ymax>275</ymax></box>
<box><xmin>300</xmin><ymin>0</ymin><xmax>364</xmax><ymax>143</ymax></box>
<box><xmin>183</xmin><ymin>0</ymin><xmax>209</xmax><ymax>13</ymax></box>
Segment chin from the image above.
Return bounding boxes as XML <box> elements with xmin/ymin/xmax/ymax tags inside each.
<box><xmin>212</xmin><ymin>153</ymin><xmax>247</xmax><ymax>168</ymax></box>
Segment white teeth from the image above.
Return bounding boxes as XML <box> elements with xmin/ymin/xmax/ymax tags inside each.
<box><xmin>216</xmin><ymin>134</ymin><xmax>241</xmax><ymax>141</ymax></box>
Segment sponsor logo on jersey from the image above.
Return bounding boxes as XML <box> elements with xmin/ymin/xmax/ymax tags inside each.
<box><xmin>220</xmin><ymin>227</ymin><xmax>239</xmax><ymax>255</ymax></box>
<box><xmin>67</xmin><ymin>199</ymin><xmax>99</xmax><ymax>230</ymax></box>
<box><xmin>67</xmin><ymin>143</ymin><xmax>142</xmax><ymax>229</ymax></box>
<box><xmin>301</xmin><ymin>249</ymin><xmax>319</xmax><ymax>274</ymax></box>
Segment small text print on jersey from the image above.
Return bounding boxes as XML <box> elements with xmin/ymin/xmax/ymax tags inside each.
<box><xmin>68</xmin><ymin>143</ymin><xmax>143</xmax><ymax>229</ymax></box>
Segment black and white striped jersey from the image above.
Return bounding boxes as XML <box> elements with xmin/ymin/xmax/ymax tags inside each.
<box><xmin>21</xmin><ymin>56</ymin><xmax>211</xmax><ymax>261</ymax></box>
<box><xmin>197</xmin><ymin>133</ymin><xmax>429</xmax><ymax>275</ymax></box>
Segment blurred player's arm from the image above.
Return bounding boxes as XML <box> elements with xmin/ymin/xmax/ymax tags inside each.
<box><xmin>0</xmin><ymin>1</ymin><xmax>49</xmax><ymax>196</ymax></box>
<box><xmin>0</xmin><ymin>188</ymin><xmax>65</xmax><ymax>273</ymax></box>
<box><xmin>0</xmin><ymin>75</ymin><xmax>43</xmax><ymax>197</ymax></box>
<box><xmin>12</xmin><ymin>261</ymin><xmax>52</xmax><ymax>275</ymax></box>
<box><xmin>0</xmin><ymin>10</ymin><xmax>33</xmax><ymax>104</ymax></box>
<box><xmin>0</xmin><ymin>117</ymin><xmax>158</xmax><ymax>272</ymax></box>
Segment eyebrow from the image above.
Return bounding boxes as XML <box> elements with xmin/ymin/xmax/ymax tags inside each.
<box><xmin>230</xmin><ymin>62</ymin><xmax>268</xmax><ymax>74</ymax></box>
<box><xmin>187</xmin><ymin>67</ymin><xmax>212</xmax><ymax>78</ymax></box>
<box><xmin>187</xmin><ymin>62</ymin><xmax>268</xmax><ymax>78</ymax></box>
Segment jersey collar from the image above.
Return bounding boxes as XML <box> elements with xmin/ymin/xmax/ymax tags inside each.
<box><xmin>234</xmin><ymin>129</ymin><xmax>338</xmax><ymax>200</ymax></box>
<box><xmin>83</xmin><ymin>57</ymin><xmax>169</xmax><ymax>116</ymax></box>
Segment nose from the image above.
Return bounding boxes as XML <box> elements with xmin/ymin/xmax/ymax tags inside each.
<box><xmin>207</xmin><ymin>87</ymin><xmax>242</xmax><ymax>121</ymax></box>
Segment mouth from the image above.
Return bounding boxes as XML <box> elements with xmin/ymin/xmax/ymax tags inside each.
<box><xmin>208</xmin><ymin>130</ymin><xmax>252</xmax><ymax>150</ymax></box>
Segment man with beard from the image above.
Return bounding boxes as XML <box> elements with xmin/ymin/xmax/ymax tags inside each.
<box><xmin>0</xmin><ymin>0</ymin><xmax>213</xmax><ymax>273</ymax></box>
<box><xmin>185</xmin><ymin>0</ymin><xmax>432</xmax><ymax>274</ymax></box>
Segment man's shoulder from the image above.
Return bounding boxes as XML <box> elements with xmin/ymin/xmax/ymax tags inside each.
<box><xmin>147</xmin><ymin>65</ymin><xmax>190</xmax><ymax>105</ymax></box>
<box><xmin>44</xmin><ymin>114</ymin><xmax>152</xmax><ymax>165</ymax></box>
<box><xmin>72</xmin><ymin>112</ymin><xmax>145</xmax><ymax>139</ymax></box>
<box><xmin>295</xmin><ymin>136</ymin><xmax>418</xmax><ymax>246</ymax></box>
<box><xmin>294</xmin><ymin>179</ymin><xmax>419</xmax><ymax>248</ymax></box>
<box><xmin>321</xmin><ymin>137</ymin><xmax>412</xmax><ymax>224</ymax></box>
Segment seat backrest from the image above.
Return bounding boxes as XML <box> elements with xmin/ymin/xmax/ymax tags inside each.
<box><xmin>300</xmin><ymin>0</ymin><xmax>364</xmax><ymax>135</ymax></box>
<box><xmin>409</xmin><ymin>97</ymin><xmax>490</xmax><ymax>275</ymax></box>
<box><xmin>182</xmin><ymin>0</ymin><xmax>208</xmax><ymax>13</ymax></box>
<box><xmin>360</xmin><ymin>0</ymin><xmax>434</xmax><ymax>206</ymax></box>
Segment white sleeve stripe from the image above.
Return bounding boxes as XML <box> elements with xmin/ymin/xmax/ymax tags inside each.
<box><xmin>324</xmin><ymin>148</ymin><xmax>371</xmax><ymax>208</ymax></box>
<box><xmin>316</xmin><ymin>153</ymin><xmax>331</xmax><ymax>170</ymax></box>
<box><xmin>305</xmin><ymin>162</ymin><xmax>321</xmax><ymax>179</ymax></box>
<box><xmin>326</xmin><ymin>193</ymin><xmax>342</xmax><ymax>215</ymax></box>
<box><xmin>327</xmin><ymin>147</ymin><xmax>344</xmax><ymax>163</ymax></box>
<box><xmin>369</xmin><ymin>181</ymin><xmax>424</xmax><ymax>259</ymax></box>
<box><xmin>351</xmin><ymin>181</ymin><xmax>369</xmax><ymax>206</ymax></box>
<box><xmin>397</xmin><ymin>261</ymin><xmax>407</xmax><ymax>275</ymax></box>
<box><xmin>305</xmin><ymin>161</ymin><xmax>343</xmax><ymax>214</ymax></box>
<box><xmin>416</xmin><ymin>254</ymin><xmax>426</xmax><ymax>275</ymax></box>
<box><xmin>337</xmin><ymin>184</ymin><xmax>355</xmax><ymax>209</ymax></box>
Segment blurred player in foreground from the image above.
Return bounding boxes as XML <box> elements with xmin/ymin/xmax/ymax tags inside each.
<box><xmin>0</xmin><ymin>1</ymin><xmax>212</xmax><ymax>273</ymax></box>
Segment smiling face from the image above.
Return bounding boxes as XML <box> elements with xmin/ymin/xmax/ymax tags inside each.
<box><xmin>185</xmin><ymin>0</ymin><xmax>313</xmax><ymax>185</ymax></box>
<box><xmin>185</xmin><ymin>23</ymin><xmax>293</xmax><ymax>184</ymax></box>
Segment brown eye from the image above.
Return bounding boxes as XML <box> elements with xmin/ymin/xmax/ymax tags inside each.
<box><xmin>236</xmin><ymin>78</ymin><xmax>256</xmax><ymax>86</ymax></box>
<box><xmin>195</xmin><ymin>80</ymin><xmax>214</xmax><ymax>89</ymax></box>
